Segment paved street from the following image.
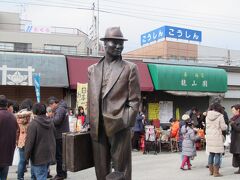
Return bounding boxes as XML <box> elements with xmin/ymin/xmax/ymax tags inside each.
<box><xmin>8</xmin><ymin>150</ymin><xmax>239</xmax><ymax>180</ymax></box>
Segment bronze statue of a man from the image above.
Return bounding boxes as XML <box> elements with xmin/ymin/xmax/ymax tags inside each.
<box><xmin>87</xmin><ymin>27</ymin><xmax>141</xmax><ymax>180</ymax></box>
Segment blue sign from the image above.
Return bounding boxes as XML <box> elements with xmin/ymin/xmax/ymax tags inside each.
<box><xmin>33</xmin><ymin>74</ymin><xmax>41</xmax><ymax>103</ymax></box>
<box><xmin>141</xmin><ymin>26</ymin><xmax>202</xmax><ymax>45</ymax></box>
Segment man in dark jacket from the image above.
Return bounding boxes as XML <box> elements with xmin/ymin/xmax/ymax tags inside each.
<box><xmin>222</xmin><ymin>107</ymin><xmax>229</xmax><ymax>137</ymax></box>
<box><xmin>47</xmin><ymin>97</ymin><xmax>69</xmax><ymax>180</ymax></box>
<box><xmin>189</xmin><ymin>107</ymin><xmax>199</xmax><ymax>127</ymax></box>
<box><xmin>132</xmin><ymin>112</ymin><xmax>144</xmax><ymax>151</ymax></box>
<box><xmin>25</xmin><ymin>103</ymin><xmax>56</xmax><ymax>179</ymax></box>
<box><xmin>0</xmin><ymin>95</ymin><xmax>18</xmax><ymax>180</ymax></box>
<box><xmin>229</xmin><ymin>104</ymin><xmax>240</xmax><ymax>174</ymax></box>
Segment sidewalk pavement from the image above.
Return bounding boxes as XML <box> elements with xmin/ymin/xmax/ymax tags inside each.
<box><xmin>7</xmin><ymin>150</ymin><xmax>239</xmax><ymax>180</ymax></box>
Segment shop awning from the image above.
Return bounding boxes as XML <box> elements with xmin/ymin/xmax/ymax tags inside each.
<box><xmin>131</xmin><ymin>60</ymin><xmax>154</xmax><ymax>91</ymax></box>
<box><xmin>0</xmin><ymin>51</ymin><xmax>69</xmax><ymax>87</ymax></box>
<box><xmin>67</xmin><ymin>56</ymin><xmax>98</xmax><ymax>89</ymax></box>
<box><xmin>67</xmin><ymin>56</ymin><xmax>154</xmax><ymax>91</ymax></box>
<box><xmin>148</xmin><ymin>64</ymin><xmax>227</xmax><ymax>92</ymax></box>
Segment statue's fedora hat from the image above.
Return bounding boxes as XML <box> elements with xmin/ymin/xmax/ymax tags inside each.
<box><xmin>100</xmin><ymin>27</ymin><xmax>128</xmax><ymax>41</ymax></box>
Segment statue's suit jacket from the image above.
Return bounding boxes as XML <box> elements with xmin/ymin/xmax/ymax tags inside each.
<box><xmin>88</xmin><ymin>57</ymin><xmax>141</xmax><ymax>141</ymax></box>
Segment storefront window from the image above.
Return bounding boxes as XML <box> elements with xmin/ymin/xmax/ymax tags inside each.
<box><xmin>0</xmin><ymin>42</ymin><xmax>14</xmax><ymax>51</ymax></box>
<box><xmin>44</xmin><ymin>44</ymin><xmax>77</xmax><ymax>55</ymax></box>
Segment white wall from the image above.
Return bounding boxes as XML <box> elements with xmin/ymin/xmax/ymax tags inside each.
<box><xmin>227</xmin><ymin>72</ymin><xmax>240</xmax><ymax>86</ymax></box>
<box><xmin>0</xmin><ymin>12</ymin><xmax>20</xmax><ymax>31</ymax></box>
<box><xmin>0</xmin><ymin>30</ymin><xmax>89</xmax><ymax>54</ymax></box>
<box><xmin>198</xmin><ymin>45</ymin><xmax>240</xmax><ymax>66</ymax></box>
<box><xmin>225</xmin><ymin>89</ymin><xmax>240</xmax><ymax>98</ymax></box>
<box><xmin>230</xmin><ymin>50</ymin><xmax>240</xmax><ymax>66</ymax></box>
<box><xmin>198</xmin><ymin>45</ymin><xmax>228</xmax><ymax>65</ymax></box>
<box><xmin>222</xmin><ymin>98</ymin><xmax>240</xmax><ymax>116</ymax></box>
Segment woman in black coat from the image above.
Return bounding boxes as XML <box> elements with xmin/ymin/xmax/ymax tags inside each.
<box><xmin>230</xmin><ymin>104</ymin><xmax>240</xmax><ymax>174</ymax></box>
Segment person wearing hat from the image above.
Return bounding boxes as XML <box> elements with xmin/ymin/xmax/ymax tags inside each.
<box><xmin>180</xmin><ymin>120</ymin><xmax>197</xmax><ymax>170</ymax></box>
<box><xmin>178</xmin><ymin>114</ymin><xmax>190</xmax><ymax>151</ymax></box>
<box><xmin>87</xmin><ymin>27</ymin><xmax>141</xmax><ymax>180</ymax></box>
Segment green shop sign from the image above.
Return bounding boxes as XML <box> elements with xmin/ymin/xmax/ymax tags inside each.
<box><xmin>148</xmin><ymin>64</ymin><xmax>227</xmax><ymax>92</ymax></box>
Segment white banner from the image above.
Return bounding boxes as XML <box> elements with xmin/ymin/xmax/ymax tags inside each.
<box><xmin>159</xmin><ymin>101</ymin><xmax>173</xmax><ymax>123</ymax></box>
<box><xmin>76</xmin><ymin>83</ymin><xmax>88</xmax><ymax>114</ymax></box>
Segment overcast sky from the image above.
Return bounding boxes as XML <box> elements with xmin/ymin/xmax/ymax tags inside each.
<box><xmin>1</xmin><ymin>0</ymin><xmax>240</xmax><ymax>52</ymax></box>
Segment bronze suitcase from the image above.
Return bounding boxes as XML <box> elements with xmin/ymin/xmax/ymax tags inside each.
<box><xmin>62</xmin><ymin>132</ymin><xmax>94</xmax><ymax>172</ymax></box>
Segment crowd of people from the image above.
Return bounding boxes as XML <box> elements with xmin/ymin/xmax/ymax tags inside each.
<box><xmin>0</xmin><ymin>93</ymin><xmax>240</xmax><ymax>179</ymax></box>
<box><xmin>130</xmin><ymin>102</ymin><xmax>240</xmax><ymax>178</ymax></box>
<box><xmin>0</xmin><ymin>95</ymin><xmax>89</xmax><ymax>180</ymax></box>
<box><xmin>178</xmin><ymin>103</ymin><xmax>240</xmax><ymax>177</ymax></box>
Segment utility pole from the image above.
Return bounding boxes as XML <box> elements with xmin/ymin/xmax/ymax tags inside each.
<box><xmin>89</xmin><ymin>2</ymin><xmax>97</xmax><ymax>56</ymax></box>
<box><xmin>89</xmin><ymin>1</ymin><xmax>99</xmax><ymax>56</ymax></box>
<box><xmin>96</xmin><ymin>0</ymin><xmax>99</xmax><ymax>56</ymax></box>
<box><xmin>227</xmin><ymin>49</ymin><xmax>231</xmax><ymax>65</ymax></box>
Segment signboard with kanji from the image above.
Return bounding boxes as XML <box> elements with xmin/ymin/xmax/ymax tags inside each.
<box><xmin>76</xmin><ymin>83</ymin><xmax>88</xmax><ymax>114</ymax></box>
<box><xmin>148</xmin><ymin>103</ymin><xmax>159</xmax><ymax>120</ymax></box>
<box><xmin>148</xmin><ymin>64</ymin><xmax>227</xmax><ymax>92</ymax></box>
<box><xmin>141</xmin><ymin>25</ymin><xmax>202</xmax><ymax>45</ymax></box>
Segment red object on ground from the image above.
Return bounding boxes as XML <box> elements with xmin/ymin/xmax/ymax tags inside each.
<box><xmin>140</xmin><ymin>135</ymin><xmax>145</xmax><ymax>151</ymax></box>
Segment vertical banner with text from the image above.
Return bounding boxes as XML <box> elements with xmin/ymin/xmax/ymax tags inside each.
<box><xmin>159</xmin><ymin>101</ymin><xmax>173</xmax><ymax>123</ymax></box>
<box><xmin>76</xmin><ymin>83</ymin><xmax>88</xmax><ymax>114</ymax></box>
<box><xmin>148</xmin><ymin>103</ymin><xmax>160</xmax><ymax>121</ymax></box>
<box><xmin>33</xmin><ymin>74</ymin><xmax>41</xmax><ymax>103</ymax></box>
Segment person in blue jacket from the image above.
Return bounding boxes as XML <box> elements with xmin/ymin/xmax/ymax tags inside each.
<box><xmin>132</xmin><ymin>112</ymin><xmax>144</xmax><ymax>151</ymax></box>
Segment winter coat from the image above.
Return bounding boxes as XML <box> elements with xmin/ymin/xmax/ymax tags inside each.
<box><xmin>77</xmin><ymin>114</ymin><xmax>86</xmax><ymax>125</ymax></box>
<box><xmin>230</xmin><ymin>116</ymin><xmax>240</xmax><ymax>154</ymax></box>
<box><xmin>205</xmin><ymin>110</ymin><xmax>227</xmax><ymax>153</ymax></box>
<box><xmin>16</xmin><ymin>109</ymin><xmax>33</xmax><ymax>148</ymax></box>
<box><xmin>170</xmin><ymin>121</ymin><xmax>179</xmax><ymax>140</ymax></box>
<box><xmin>50</xmin><ymin>100</ymin><xmax>69</xmax><ymax>139</ymax></box>
<box><xmin>190</xmin><ymin>112</ymin><xmax>198</xmax><ymax>127</ymax></box>
<box><xmin>181</xmin><ymin>126</ymin><xmax>196</xmax><ymax>157</ymax></box>
<box><xmin>178</xmin><ymin>120</ymin><xmax>186</xmax><ymax>142</ymax></box>
<box><xmin>133</xmin><ymin>113</ymin><xmax>144</xmax><ymax>132</ymax></box>
<box><xmin>223</xmin><ymin>111</ymin><xmax>229</xmax><ymax>136</ymax></box>
<box><xmin>0</xmin><ymin>108</ymin><xmax>18</xmax><ymax>167</ymax></box>
<box><xmin>25</xmin><ymin>115</ymin><xmax>56</xmax><ymax>165</ymax></box>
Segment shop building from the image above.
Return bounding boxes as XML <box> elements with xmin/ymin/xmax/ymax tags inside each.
<box><xmin>0</xmin><ymin>11</ymin><xmax>95</xmax><ymax>55</ymax></box>
<box><xmin>219</xmin><ymin>66</ymin><xmax>240</xmax><ymax>116</ymax></box>
<box><xmin>124</xmin><ymin>25</ymin><xmax>239</xmax><ymax>122</ymax></box>
<box><xmin>0</xmin><ymin>11</ymin><xmax>97</xmax><ymax>105</ymax></box>
<box><xmin>65</xmin><ymin>56</ymin><xmax>154</xmax><ymax>108</ymax></box>
<box><xmin>125</xmin><ymin>40</ymin><xmax>198</xmax><ymax>60</ymax></box>
<box><xmin>0</xmin><ymin>51</ymin><xmax>69</xmax><ymax>103</ymax></box>
<box><xmin>142</xmin><ymin>60</ymin><xmax>227</xmax><ymax>124</ymax></box>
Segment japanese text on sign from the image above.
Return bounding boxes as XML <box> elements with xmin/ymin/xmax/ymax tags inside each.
<box><xmin>141</xmin><ymin>25</ymin><xmax>202</xmax><ymax>45</ymax></box>
<box><xmin>180</xmin><ymin>72</ymin><xmax>208</xmax><ymax>88</ymax></box>
<box><xmin>25</xmin><ymin>25</ymin><xmax>51</xmax><ymax>34</ymax></box>
<box><xmin>148</xmin><ymin>103</ymin><xmax>160</xmax><ymax>120</ymax></box>
<box><xmin>76</xmin><ymin>83</ymin><xmax>88</xmax><ymax>114</ymax></box>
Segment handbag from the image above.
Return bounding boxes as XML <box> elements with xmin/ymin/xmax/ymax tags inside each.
<box><xmin>224</xmin><ymin>134</ymin><xmax>231</xmax><ymax>147</ymax></box>
<box><xmin>12</xmin><ymin>147</ymin><xmax>19</xmax><ymax>166</ymax></box>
